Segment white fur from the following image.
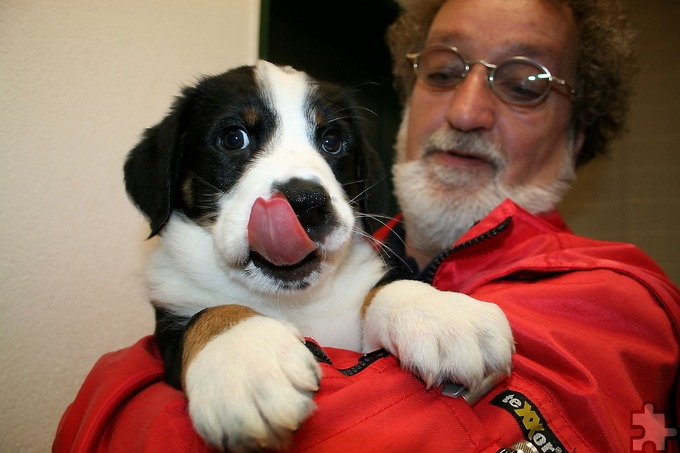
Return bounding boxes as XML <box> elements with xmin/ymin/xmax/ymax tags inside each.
<box><xmin>147</xmin><ymin>60</ymin><xmax>379</xmax><ymax>351</ymax></box>
<box><xmin>148</xmin><ymin>215</ymin><xmax>384</xmax><ymax>350</ymax></box>
<box><xmin>146</xmin><ymin>61</ymin><xmax>515</xmax><ymax>451</ymax></box>
<box><xmin>363</xmin><ymin>279</ymin><xmax>514</xmax><ymax>389</ymax></box>
<box><xmin>185</xmin><ymin>316</ymin><xmax>321</xmax><ymax>452</ymax></box>
<box><xmin>211</xmin><ymin>61</ymin><xmax>356</xmax><ymax>288</ymax></box>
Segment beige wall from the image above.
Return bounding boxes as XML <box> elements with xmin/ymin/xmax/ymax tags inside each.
<box><xmin>0</xmin><ymin>1</ymin><xmax>259</xmax><ymax>451</ymax></box>
<box><xmin>561</xmin><ymin>1</ymin><xmax>680</xmax><ymax>284</ymax></box>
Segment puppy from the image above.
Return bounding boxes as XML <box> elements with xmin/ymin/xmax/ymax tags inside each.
<box><xmin>124</xmin><ymin>60</ymin><xmax>513</xmax><ymax>452</ymax></box>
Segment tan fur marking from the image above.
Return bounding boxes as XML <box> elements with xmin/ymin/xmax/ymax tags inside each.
<box><xmin>361</xmin><ymin>285</ymin><xmax>383</xmax><ymax>319</ymax></box>
<box><xmin>244</xmin><ymin>107</ymin><xmax>259</xmax><ymax>126</ymax></box>
<box><xmin>181</xmin><ymin>305</ymin><xmax>259</xmax><ymax>388</ymax></box>
<box><xmin>315</xmin><ymin>112</ymin><xmax>324</xmax><ymax>127</ymax></box>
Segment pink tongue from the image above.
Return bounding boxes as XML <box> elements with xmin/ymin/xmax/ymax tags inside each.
<box><xmin>247</xmin><ymin>196</ymin><xmax>317</xmax><ymax>266</ymax></box>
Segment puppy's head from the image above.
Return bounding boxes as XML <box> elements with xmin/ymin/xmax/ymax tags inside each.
<box><xmin>125</xmin><ymin>60</ymin><xmax>386</xmax><ymax>292</ymax></box>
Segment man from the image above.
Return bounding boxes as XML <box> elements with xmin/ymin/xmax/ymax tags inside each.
<box><xmin>379</xmin><ymin>0</ymin><xmax>679</xmax><ymax>451</ymax></box>
<box><xmin>389</xmin><ymin>0</ymin><xmax>627</xmax><ymax>266</ymax></box>
<box><xmin>55</xmin><ymin>0</ymin><xmax>679</xmax><ymax>452</ymax></box>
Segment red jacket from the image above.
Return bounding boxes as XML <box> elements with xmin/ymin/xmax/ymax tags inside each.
<box><xmin>54</xmin><ymin>200</ymin><xmax>680</xmax><ymax>452</ymax></box>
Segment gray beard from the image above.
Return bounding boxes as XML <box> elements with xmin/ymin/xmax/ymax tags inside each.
<box><xmin>391</xmin><ymin>111</ymin><xmax>576</xmax><ymax>260</ymax></box>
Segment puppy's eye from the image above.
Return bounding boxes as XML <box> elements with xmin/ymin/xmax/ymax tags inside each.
<box><xmin>321</xmin><ymin>130</ymin><xmax>343</xmax><ymax>155</ymax></box>
<box><xmin>219</xmin><ymin>128</ymin><xmax>250</xmax><ymax>150</ymax></box>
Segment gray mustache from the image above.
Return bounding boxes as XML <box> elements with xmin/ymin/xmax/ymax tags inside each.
<box><xmin>423</xmin><ymin>129</ymin><xmax>504</xmax><ymax>168</ymax></box>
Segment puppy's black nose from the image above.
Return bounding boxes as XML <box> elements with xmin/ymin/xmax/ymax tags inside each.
<box><xmin>275</xmin><ymin>178</ymin><xmax>335</xmax><ymax>240</ymax></box>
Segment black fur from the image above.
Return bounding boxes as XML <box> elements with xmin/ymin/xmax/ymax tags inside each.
<box><xmin>124</xmin><ymin>65</ymin><xmax>386</xmax><ymax>238</ymax></box>
<box><xmin>124</xmin><ymin>64</ymin><xmax>388</xmax><ymax>387</ymax></box>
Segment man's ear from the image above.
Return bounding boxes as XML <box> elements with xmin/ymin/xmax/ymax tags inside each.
<box><xmin>123</xmin><ymin>96</ymin><xmax>189</xmax><ymax>237</ymax></box>
<box><xmin>572</xmin><ymin>126</ymin><xmax>587</xmax><ymax>167</ymax></box>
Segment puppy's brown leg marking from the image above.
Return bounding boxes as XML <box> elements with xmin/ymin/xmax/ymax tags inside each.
<box><xmin>360</xmin><ymin>286</ymin><xmax>382</xmax><ymax>320</ymax></box>
<box><xmin>181</xmin><ymin>305</ymin><xmax>259</xmax><ymax>388</ymax></box>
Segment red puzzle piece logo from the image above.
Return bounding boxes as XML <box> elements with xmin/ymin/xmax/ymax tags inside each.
<box><xmin>631</xmin><ymin>402</ymin><xmax>677</xmax><ymax>452</ymax></box>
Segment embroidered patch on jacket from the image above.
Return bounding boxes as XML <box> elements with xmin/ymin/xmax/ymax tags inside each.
<box><xmin>491</xmin><ymin>390</ymin><xmax>568</xmax><ymax>453</ymax></box>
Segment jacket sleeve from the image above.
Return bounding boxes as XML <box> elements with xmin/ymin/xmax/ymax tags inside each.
<box><xmin>53</xmin><ymin>271</ymin><xmax>679</xmax><ymax>452</ymax></box>
<box><xmin>53</xmin><ymin>336</ymin><xmax>216</xmax><ymax>453</ymax></box>
<box><xmin>467</xmin><ymin>268</ymin><xmax>680</xmax><ymax>453</ymax></box>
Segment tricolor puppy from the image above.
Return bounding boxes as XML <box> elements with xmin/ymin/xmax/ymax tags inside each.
<box><xmin>124</xmin><ymin>60</ymin><xmax>514</xmax><ymax>452</ymax></box>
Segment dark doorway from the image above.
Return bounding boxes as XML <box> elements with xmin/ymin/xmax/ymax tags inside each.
<box><xmin>260</xmin><ymin>0</ymin><xmax>401</xmax><ymax>214</ymax></box>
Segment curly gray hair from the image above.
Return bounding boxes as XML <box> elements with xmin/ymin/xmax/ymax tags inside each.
<box><xmin>386</xmin><ymin>0</ymin><xmax>637</xmax><ymax>166</ymax></box>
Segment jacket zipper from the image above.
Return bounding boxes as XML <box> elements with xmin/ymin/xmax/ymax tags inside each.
<box><xmin>305</xmin><ymin>340</ymin><xmax>391</xmax><ymax>376</ymax></box>
<box><xmin>422</xmin><ymin>216</ymin><xmax>512</xmax><ymax>285</ymax></box>
<box><xmin>337</xmin><ymin>348</ymin><xmax>391</xmax><ymax>376</ymax></box>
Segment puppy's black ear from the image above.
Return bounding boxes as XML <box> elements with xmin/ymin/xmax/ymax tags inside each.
<box><xmin>124</xmin><ymin>95</ymin><xmax>189</xmax><ymax>237</ymax></box>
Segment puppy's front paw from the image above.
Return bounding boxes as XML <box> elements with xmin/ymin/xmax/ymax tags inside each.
<box><xmin>185</xmin><ymin>316</ymin><xmax>321</xmax><ymax>452</ymax></box>
<box><xmin>363</xmin><ymin>280</ymin><xmax>514</xmax><ymax>390</ymax></box>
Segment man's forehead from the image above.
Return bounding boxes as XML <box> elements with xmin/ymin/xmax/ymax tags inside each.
<box><xmin>424</xmin><ymin>31</ymin><xmax>557</xmax><ymax>60</ymax></box>
<box><xmin>425</xmin><ymin>0</ymin><xmax>577</xmax><ymax>69</ymax></box>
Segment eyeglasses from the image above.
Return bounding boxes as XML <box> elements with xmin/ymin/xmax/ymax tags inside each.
<box><xmin>406</xmin><ymin>45</ymin><xmax>576</xmax><ymax>106</ymax></box>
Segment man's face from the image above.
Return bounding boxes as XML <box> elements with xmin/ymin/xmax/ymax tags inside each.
<box><xmin>393</xmin><ymin>0</ymin><xmax>584</xmax><ymax>262</ymax></box>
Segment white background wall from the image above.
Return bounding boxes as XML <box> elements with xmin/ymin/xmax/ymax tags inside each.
<box><xmin>0</xmin><ymin>1</ymin><xmax>259</xmax><ymax>451</ymax></box>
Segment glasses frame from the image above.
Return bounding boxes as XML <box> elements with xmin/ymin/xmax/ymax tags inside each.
<box><xmin>406</xmin><ymin>45</ymin><xmax>576</xmax><ymax>106</ymax></box>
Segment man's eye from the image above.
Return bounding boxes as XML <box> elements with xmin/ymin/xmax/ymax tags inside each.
<box><xmin>425</xmin><ymin>69</ymin><xmax>463</xmax><ymax>87</ymax></box>
<box><xmin>499</xmin><ymin>79</ymin><xmax>544</xmax><ymax>102</ymax></box>
<box><xmin>321</xmin><ymin>130</ymin><xmax>343</xmax><ymax>154</ymax></box>
<box><xmin>219</xmin><ymin>128</ymin><xmax>250</xmax><ymax>150</ymax></box>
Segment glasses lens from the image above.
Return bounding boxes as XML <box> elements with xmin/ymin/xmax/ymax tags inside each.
<box><xmin>416</xmin><ymin>47</ymin><xmax>467</xmax><ymax>89</ymax></box>
<box><xmin>492</xmin><ymin>59</ymin><xmax>551</xmax><ymax>104</ymax></box>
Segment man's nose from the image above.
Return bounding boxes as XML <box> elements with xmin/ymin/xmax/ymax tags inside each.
<box><xmin>445</xmin><ymin>65</ymin><xmax>495</xmax><ymax>132</ymax></box>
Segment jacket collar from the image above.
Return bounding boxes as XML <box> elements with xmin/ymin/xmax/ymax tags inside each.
<box><xmin>378</xmin><ymin>199</ymin><xmax>568</xmax><ymax>287</ymax></box>
<box><xmin>455</xmin><ymin>199</ymin><xmax>567</xmax><ymax>247</ymax></box>
<box><xmin>428</xmin><ymin>200</ymin><xmax>572</xmax><ymax>291</ymax></box>
<box><xmin>379</xmin><ymin>199</ymin><xmax>680</xmax><ymax>336</ymax></box>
